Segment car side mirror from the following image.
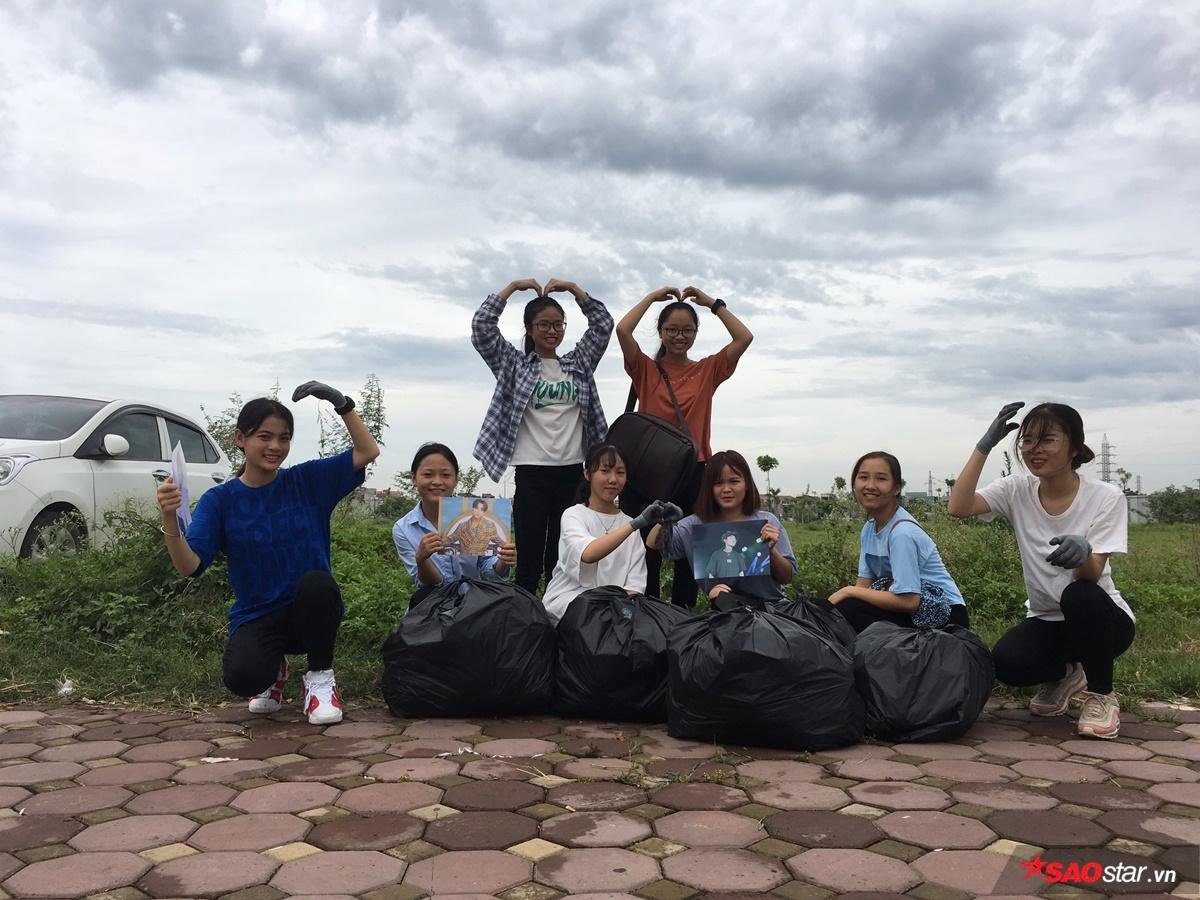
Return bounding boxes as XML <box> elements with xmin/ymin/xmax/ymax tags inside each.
<box><xmin>102</xmin><ymin>434</ymin><xmax>131</xmax><ymax>458</ymax></box>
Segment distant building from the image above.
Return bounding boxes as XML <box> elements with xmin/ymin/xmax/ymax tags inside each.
<box><xmin>1126</xmin><ymin>493</ymin><xmax>1152</xmax><ymax>525</ymax></box>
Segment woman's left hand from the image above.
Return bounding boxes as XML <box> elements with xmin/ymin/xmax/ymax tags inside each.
<box><xmin>827</xmin><ymin>586</ymin><xmax>852</xmax><ymax>605</ymax></box>
<box><xmin>760</xmin><ymin>522</ymin><xmax>780</xmax><ymax>549</ymax></box>
<box><xmin>707</xmin><ymin>583</ymin><xmax>732</xmax><ymax>599</ymax></box>
<box><xmin>545</xmin><ymin>279</ymin><xmax>587</xmax><ymax>302</ymax></box>
<box><xmin>682</xmin><ymin>286</ymin><xmax>715</xmax><ymax>308</ymax></box>
<box><xmin>497</xmin><ymin>542</ymin><xmax>517</xmax><ymax>568</ymax></box>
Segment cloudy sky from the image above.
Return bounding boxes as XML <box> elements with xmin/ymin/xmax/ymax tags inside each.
<box><xmin>2</xmin><ymin>0</ymin><xmax>1197</xmax><ymax>495</ymax></box>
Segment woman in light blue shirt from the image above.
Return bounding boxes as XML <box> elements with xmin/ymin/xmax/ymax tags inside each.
<box><xmin>829</xmin><ymin>451</ymin><xmax>968</xmax><ymax>633</ymax></box>
<box><xmin>392</xmin><ymin>443</ymin><xmax>516</xmax><ymax>609</ymax></box>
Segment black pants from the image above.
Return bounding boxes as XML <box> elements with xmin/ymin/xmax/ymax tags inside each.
<box><xmin>992</xmin><ymin>580</ymin><xmax>1135</xmax><ymax>695</ymax></box>
<box><xmin>837</xmin><ymin>597</ymin><xmax>970</xmax><ymax>634</ymax></box>
<box><xmin>639</xmin><ymin>460</ymin><xmax>706</xmax><ymax>609</ymax></box>
<box><xmin>223</xmin><ymin>571</ymin><xmax>343</xmax><ymax>697</ymax></box>
<box><xmin>513</xmin><ymin>464</ymin><xmax>581</xmax><ymax>595</ymax></box>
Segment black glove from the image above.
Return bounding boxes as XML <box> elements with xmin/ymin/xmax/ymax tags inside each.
<box><xmin>977</xmin><ymin>401</ymin><xmax>1024</xmax><ymax>454</ymax></box>
<box><xmin>292</xmin><ymin>381</ymin><xmax>353</xmax><ymax>415</ymax></box>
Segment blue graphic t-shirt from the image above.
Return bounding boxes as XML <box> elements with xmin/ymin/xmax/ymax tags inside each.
<box><xmin>185</xmin><ymin>450</ymin><xmax>365</xmax><ymax>633</ymax></box>
<box><xmin>857</xmin><ymin>507</ymin><xmax>965</xmax><ymax>607</ymax></box>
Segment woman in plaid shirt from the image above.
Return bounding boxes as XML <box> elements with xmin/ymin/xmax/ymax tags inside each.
<box><xmin>471</xmin><ymin>278</ymin><xmax>614</xmax><ymax>595</ymax></box>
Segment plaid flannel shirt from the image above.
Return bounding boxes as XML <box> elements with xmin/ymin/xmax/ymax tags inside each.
<box><xmin>472</xmin><ymin>292</ymin><xmax>614</xmax><ymax>481</ymax></box>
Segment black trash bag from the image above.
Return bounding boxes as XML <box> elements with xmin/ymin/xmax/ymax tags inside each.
<box><xmin>554</xmin><ymin>586</ymin><xmax>693</xmax><ymax>722</ymax></box>
<box><xmin>667</xmin><ymin>605</ymin><xmax>865</xmax><ymax>751</ymax></box>
<box><xmin>380</xmin><ymin>578</ymin><xmax>556</xmax><ymax>718</ymax></box>
<box><xmin>853</xmin><ymin>621</ymin><xmax>995</xmax><ymax>742</ymax></box>
<box><xmin>775</xmin><ymin>594</ymin><xmax>857</xmax><ymax>650</ymax></box>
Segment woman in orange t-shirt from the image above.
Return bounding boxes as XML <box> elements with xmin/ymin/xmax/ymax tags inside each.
<box><xmin>615</xmin><ymin>285</ymin><xmax>754</xmax><ymax>607</ymax></box>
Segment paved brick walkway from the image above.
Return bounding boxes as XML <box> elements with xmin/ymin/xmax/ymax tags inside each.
<box><xmin>0</xmin><ymin>699</ymin><xmax>1197</xmax><ymax>898</ymax></box>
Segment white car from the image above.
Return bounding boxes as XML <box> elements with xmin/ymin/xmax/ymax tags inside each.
<box><xmin>0</xmin><ymin>395</ymin><xmax>231</xmax><ymax>558</ymax></box>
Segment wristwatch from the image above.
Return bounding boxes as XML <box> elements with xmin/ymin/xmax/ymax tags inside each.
<box><xmin>334</xmin><ymin>396</ymin><xmax>356</xmax><ymax>415</ymax></box>
<box><xmin>711</xmin><ymin>299</ymin><xmax>727</xmax><ymax>315</ymax></box>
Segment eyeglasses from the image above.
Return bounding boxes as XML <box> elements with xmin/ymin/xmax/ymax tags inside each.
<box><xmin>533</xmin><ymin>320</ymin><xmax>566</xmax><ymax>333</ymax></box>
<box><xmin>1018</xmin><ymin>435</ymin><xmax>1064</xmax><ymax>451</ymax></box>
<box><xmin>663</xmin><ymin>327</ymin><xmax>697</xmax><ymax>339</ymax></box>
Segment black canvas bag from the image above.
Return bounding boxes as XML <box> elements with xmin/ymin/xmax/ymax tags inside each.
<box><xmin>853</xmin><ymin>621</ymin><xmax>995</xmax><ymax>742</ymax></box>
<box><xmin>380</xmin><ymin>578</ymin><xmax>556</xmax><ymax>717</ymax></box>
<box><xmin>554</xmin><ymin>586</ymin><xmax>693</xmax><ymax>721</ymax></box>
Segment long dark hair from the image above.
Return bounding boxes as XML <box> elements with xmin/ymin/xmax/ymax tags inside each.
<box><xmin>234</xmin><ymin>398</ymin><xmax>294</xmax><ymax>476</ymax></box>
<box><xmin>850</xmin><ymin>451</ymin><xmax>904</xmax><ymax>502</ymax></box>
<box><xmin>655</xmin><ymin>302</ymin><xmax>699</xmax><ymax>360</ymax></box>
<box><xmin>1016</xmin><ymin>403</ymin><xmax>1095</xmax><ymax>471</ymax></box>
<box><xmin>411</xmin><ymin>442</ymin><xmax>459</xmax><ymax>475</ymax></box>
<box><xmin>523</xmin><ymin>297</ymin><xmax>566</xmax><ymax>355</ymax></box>
<box><xmin>695</xmin><ymin>450</ymin><xmax>761</xmax><ymax>521</ymax></box>
<box><xmin>575</xmin><ymin>443</ymin><xmax>625</xmax><ymax>503</ymax></box>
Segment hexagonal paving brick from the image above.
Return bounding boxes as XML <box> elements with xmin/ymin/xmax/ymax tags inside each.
<box><xmin>367</xmin><ymin>758</ymin><xmax>460</xmax><ymax>781</ymax></box>
<box><xmin>481</xmin><ymin>718</ymin><xmax>562</xmax><ymax>739</ymax></box>
<box><xmin>1049</xmin><ymin>781</ymin><xmax>1160</xmax><ymax>810</ymax></box>
<box><xmin>1099</xmin><ymin>809</ymin><xmax>1200</xmax><ymax>846</ymax></box>
<box><xmin>1142</xmin><ymin>740</ymin><xmax>1200</xmax><ymax>761</ymax></box>
<box><xmin>787</xmin><ymin>847</ymin><xmax>920</xmax><ymax>893</ymax></box>
<box><xmin>0</xmin><ymin>710</ymin><xmax>45</xmax><ymax>725</ymax></box>
<box><xmin>949</xmin><ymin>782</ymin><xmax>1060</xmax><ymax>810</ymax></box>
<box><xmin>425</xmin><ymin>810</ymin><xmax>537</xmax><ymax>850</ymax></box>
<box><xmin>78</xmin><ymin>761</ymin><xmax>180</xmax><ymax>786</ymax></box>
<box><xmin>139</xmin><ymin>849</ymin><xmax>279</xmax><ymax>896</ymax></box>
<box><xmin>557</xmin><ymin>758</ymin><xmax>632</xmax><ymax>780</ymax></box>
<box><xmin>0</xmin><ymin>723</ymin><xmax>78</xmax><ymax>743</ymax></box>
<box><xmin>271</xmin><ymin>849</ymin><xmax>407</xmax><ymax>894</ymax></box>
<box><xmin>548</xmin><ymin>782</ymin><xmax>646</xmax><ymax>811</ymax></box>
<box><xmin>847</xmin><ymin>782</ymin><xmax>951</xmax><ymax>811</ymax></box>
<box><xmin>1149</xmin><ymin>782</ymin><xmax>1200</xmax><ymax>807</ymax></box>
<box><xmin>877</xmin><ymin>811</ymin><xmax>996</xmax><ymax>849</ymax></box>
<box><xmin>638</xmin><ymin>736</ymin><xmax>716</xmax><ymax>759</ymax></box>
<box><xmin>218</xmin><ymin>738</ymin><xmax>302</xmax><ymax>760</ymax></box>
<box><xmin>405</xmin><ymin>848</ymin><xmax>531</xmax><ymax>894</ymax></box>
<box><xmin>3</xmin><ymin>850</ymin><xmax>150</xmax><ymax>898</ymax></box>
<box><xmin>1056</xmin><ymin>739</ymin><xmax>1152</xmax><ymax>761</ymax></box>
<box><xmin>735</xmin><ymin>760</ymin><xmax>823</xmax><ymax>782</ymax></box>
<box><xmin>120</xmin><ymin>740</ymin><xmax>214</xmax><ymax>762</ymax></box>
<box><xmin>919</xmin><ymin>759</ymin><xmax>1018</xmax><ymax>783</ymax></box>
<box><xmin>403</xmin><ymin>719</ymin><xmax>483</xmax><ymax>739</ymax></box>
<box><xmin>308</xmin><ymin>812</ymin><xmax>424</xmax><ymax>850</ymax></box>
<box><xmin>653</xmin><ymin>810</ymin><xmax>765</xmax><ymax>848</ymax></box>
<box><xmin>832</xmin><ymin>759</ymin><xmax>923</xmax><ymax>781</ymax></box>
<box><xmin>173</xmin><ymin>758</ymin><xmax>273</xmax><ymax>783</ymax></box>
<box><xmin>0</xmin><ymin>815</ymin><xmax>83</xmax><ymax>852</ymax></box>
<box><xmin>273</xmin><ymin>757</ymin><xmax>367</xmax><ymax>781</ymax></box>
<box><xmin>561</xmin><ymin>737</ymin><xmax>640</xmax><ymax>758</ymax></box>
<box><xmin>19</xmin><ymin>785</ymin><xmax>133</xmax><ymax>816</ymax></box>
<box><xmin>338</xmin><ymin>782</ymin><xmax>443</xmax><ymax>814</ymax></box>
<box><xmin>766</xmin><ymin>810</ymin><xmax>883</xmax><ymax>848</ymax></box>
<box><xmin>35</xmin><ymin>740</ymin><xmax>130</xmax><ymax>762</ymax></box>
<box><xmin>302</xmin><ymin>737</ymin><xmax>389</xmax><ymax>758</ymax></box>
<box><xmin>191</xmin><ymin>812</ymin><xmax>311</xmax><ymax>850</ymax></box>
<box><xmin>473</xmin><ymin>739</ymin><xmax>556</xmax><ymax>757</ymax></box>
<box><xmin>233</xmin><ymin>782</ymin><xmax>341</xmax><ymax>813</ymax></box>
<box><xmin>536</xmin><ymin>847</ymin><xmax>661</xmax><ymax>892</ymax></box>
<box><xmin>80</xmin><ymin>722</ymin><xmax>163</xmax><ymax>742</ymax></box>
<box><xmin>0</xmin><ymin>761</ymin><xmax>84</xmax><ymax>785</ymax></box>
<box><xmin>69</xmin><ymin>814</ymin><xmax>197</xmax><ymax>852</ymax></box>
<box><xmin>390</xmin><ymin>738</ymin><xmax>472</xmax><ymax>757</ymax></box>
<box><xmin>890</xmin><ymin>742</ymin><xmax>979</xmax><ymax>760</ymax></box>
<box><xmin>642</xmin><ymin>759</ymin><xmax>736</xmax><ymax>780</ymax></box>
<box><xmin>0</xmin><ymin>786</ymin><xmax>29</xmax><ymax>808</ymax></box>
<box><xmin>540</xmin><ymin>811</ymin><xmax>652</xmax><ymax>848</ymax></box>
<box><xmin>913</xmin><ymin>848</ymin><xmax>1034</xmax><ymax>895</ymax></box>
<box><xmin>443</xmin><ymin>780</ymin><xmax>542</xmax><ymax>811</ymax></box>
<box><xmin>1105</xmin><ymin>760</ymin><xmax>1200</xmax><ymax>782</ymax></box>
<box><xmin>664</xmin><ymin>847</ymin><xmax>788</xmax><ymax>892</ymax></box>
<box><xmin>747</xmin><ymin>782</ymin><xmax>849</xmax><ymax>811</ymax></box>
<box><xmin>0</xmin><ymin>743</ymin><xmax>39</xmax><ymax>760</ymax></box>
<box><xmin>817</xmin><ymin>743</ymin><xmax>895</xmax><ymax>760</ymax></box>
<box><xmin>461</xmin><ymin>757</ymin><xmax>542</xmax><ymax>780</ymax></box>
<box><xmin>651</xmin><ymin>783</ymin><xmax>747</xmax><ymax>811</ymax></box>
<box><xmin>127</xmin><ymin>783</ymin><xmax>237</xmax><ymax>814</ymax></box>
<box><xmin>988</xmin><ymin>809</ymin><xmax>1111</xmax><ymax>847</ymax></box>
<box><xmin>1012</xmin><ymin>759</ymin><xmax>1108</xmax><ymax>783</ymax></box>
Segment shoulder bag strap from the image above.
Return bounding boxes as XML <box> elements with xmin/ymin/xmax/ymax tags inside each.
<box><xmin>886</xmin><ymin>517</ymin><xmax>929</xmax><ymax>555</ymax></box>
<box><xmin>654</xmin><ymin>360</ymin><xmax>693</xmax><ymax>438</ymax></box>
<box><xmin>625</xmin><ymin>382</ymin><xmax>638</xmax><ymax>414</ymax></box>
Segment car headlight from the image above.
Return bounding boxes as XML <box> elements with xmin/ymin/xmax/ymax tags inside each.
<box><xmin>0</xmin><ymin>455</ymin><xmax>35</xmax><ymax>486</ymax></box>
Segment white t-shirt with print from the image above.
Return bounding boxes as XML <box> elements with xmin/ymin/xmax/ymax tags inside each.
<box><xmin>510</xmin><ymin>358</ymin><xmax>585</xmax><ymax>467</ymax></box>
<box><xmin>976</xmin><ymin>474</ymin><xmax>1133</xmax><ymax>623</ymax></box>
<box><xmin>542</xmin><ymin>504</ymin><xmax>648</xmax><ymax>624</ymax></box>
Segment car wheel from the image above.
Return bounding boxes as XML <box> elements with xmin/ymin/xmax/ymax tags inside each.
<box><xmin>20</xmin><ymin>508</ymin><xmax>87</xmax><ymax>560</ymax></box>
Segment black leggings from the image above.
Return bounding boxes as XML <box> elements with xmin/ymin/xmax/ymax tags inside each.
<box><xmin>223</xmin><ymin>571</ymin><xmax>343</xmax><ymax>697</ymax></box>
<box><xmin>837</xmin><ymin>597</ymin><xmax>970</xmax><ymax>634</ymax></box>
<box><xmin>992</xmin><ymin>580</ymin><xmax>1135</xmax><ymax>695</ymax></box>
<box><xmin>640</xmin><ymin>461</ymin><xmax>706</xmax><ymax>609</ymax></box>
<box><xmin>513</xmin><ymin>464</ymin><xmax>581</xmax><ymax>595</ymax></box>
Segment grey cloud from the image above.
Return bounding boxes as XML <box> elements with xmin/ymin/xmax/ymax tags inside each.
<box><xmin>1</xmin><ymin>296</ymin><xmax>253</xmax><ymax>336</ymax></box>
<box><xmin>285</xmin><ymin>330</ymin><xmax>489</xmax><ymax>385</ymax></box>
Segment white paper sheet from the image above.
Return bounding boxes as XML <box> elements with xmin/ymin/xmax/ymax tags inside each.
<box><xmin>171</xmin><ymin>440</ymin><xmax>191</xmax><ymax>534</ymax></box>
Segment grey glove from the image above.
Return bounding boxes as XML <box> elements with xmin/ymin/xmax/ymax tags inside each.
<box><xmin>651</xmin><ymin>521</ymin><xmax>674</xmax><ymax>553</ymax></box>
<box><xmin>292</xmin><ymin>380</ymin><xmax>353</xmax><ymax>414</ymax></box>
<box><xmin>660</xmin><ymin>501</ymin><xmax>684</xmax><ymax>524</ymax></box>
<box><xmin>1046</xmin><ymin>534</ymin><xmax>1091</xmax><ymax>569</ymax></box>
<box><xmin>977</xmin><ymin>401</ymin><xmax>1025</xmax><ymax>454</ymax></box>
<box><xmin>630</xmin><ymin>500</ymin><xmax>670</xmax><ymax>531</ymax></box>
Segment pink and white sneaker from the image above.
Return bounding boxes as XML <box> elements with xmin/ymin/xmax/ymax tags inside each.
<box><xmin>248</xmin><ymin>658</ymin><xmax>289</xmax><ymax>713</ymax></box>
<box><xmin>303</xmin><ymin>669</ymin><xmax>344</xmax><ymax>725</ymax></box>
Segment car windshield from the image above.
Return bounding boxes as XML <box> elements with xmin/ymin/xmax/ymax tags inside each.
<box><xmin>0</xmin><ymin>395</ymin><xmax>107</xmax><ymax>441</ymax></box>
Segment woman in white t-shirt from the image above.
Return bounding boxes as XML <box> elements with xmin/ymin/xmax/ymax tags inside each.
<box><xmin>949</xmin><ymin>402</ymin><xmax>1134</xmax><ymax>740</ymax></box>
<box><xmin>541</xmin><ymin>444</ymin><xmax>679</xmax><ymax>624</ymax></box>
<box><xmin>471</xmin><ymin>278</ymin><xmax>613</xmax><ymax>596</ymax></box>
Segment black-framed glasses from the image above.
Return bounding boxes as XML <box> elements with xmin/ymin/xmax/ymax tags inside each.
<box><xmin>663</xmin><ymin>327</ymin><xmax>697</xmax><ymax>339</ymax></box>
<box><xmin>533</xmin><ymin>320</ymin><xmax>567</xmax><ymax>333</ymax></box>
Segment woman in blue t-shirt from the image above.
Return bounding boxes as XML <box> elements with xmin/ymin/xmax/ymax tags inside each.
<box><xmin>156</xmin><ymin>383</ymin><xmax>379</xmax><ymax>725</ymax></box>
<box><xmin>829</xmin><ymin>451</ymin><xmax>968</xmax><ymax>633</ymax></box>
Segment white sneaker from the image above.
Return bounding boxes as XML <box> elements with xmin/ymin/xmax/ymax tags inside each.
<box><xmin>1029</xmin><ymin>662</ymin><xmax>1087</xmax><ymax>717</ymax></box>
<box><xmin>248</xmin><ymin>659</ymin><xmax>288</xmax><ymax>713</ymax></box>
<box><xmin>1077</xmin><ymin>691</ymin><xmax>1121</xmax><ymax>739</ymax></box>
<box><xmin>303</xmin><ymin>669</ymin><xmax>344</xmax><ymax>725</ymax></box>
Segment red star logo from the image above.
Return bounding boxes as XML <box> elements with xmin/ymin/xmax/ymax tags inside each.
<box><xmin>1021</xmin><ymin>855</ymin><xmax>1045</xmax><ymax>878</ymax></box>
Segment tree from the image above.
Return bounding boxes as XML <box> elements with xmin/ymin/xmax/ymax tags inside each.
<box><xmin>833</xmin><ymin>476</ymin><xmax>846</xmax><ymax>494</ymax></box>
<box><xmin>756</xmin><ymin>455</ymin><xmax>779</xmax><ymax>512</ymax></box>
<box><xmin>1115</xmin><ymin>467</ymin><xmax>1134</xmax><ymax>493</ymax></box>
<box><xmin>1001</xmin><ymin>451</ymin><xmax>1013</xmax><ymax>477</ymax></box>
<box><xmin>1147</xmin><ymin>486</ymin><xmax>1200</xmax><ymax>524</ymax></box>
<box><xmin>459</xmin><ymin>466</ymin><xmax>485</xmax><ymax>496</ymax></box>
<box><xmin>201</xmin><ymin>392</ymin><xmax>244</xmax><ymax>471</ymax></box>
<box><xmin>318</xmin><ymin>374</ymin><xmax>388</xmax><ymax>477</ymax></box>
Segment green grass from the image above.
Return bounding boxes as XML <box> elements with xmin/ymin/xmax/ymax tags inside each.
<box><xmin>1</xmin><ymin>507</ymin><xmax>1196</xmax><ymax>709</ymax></box>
